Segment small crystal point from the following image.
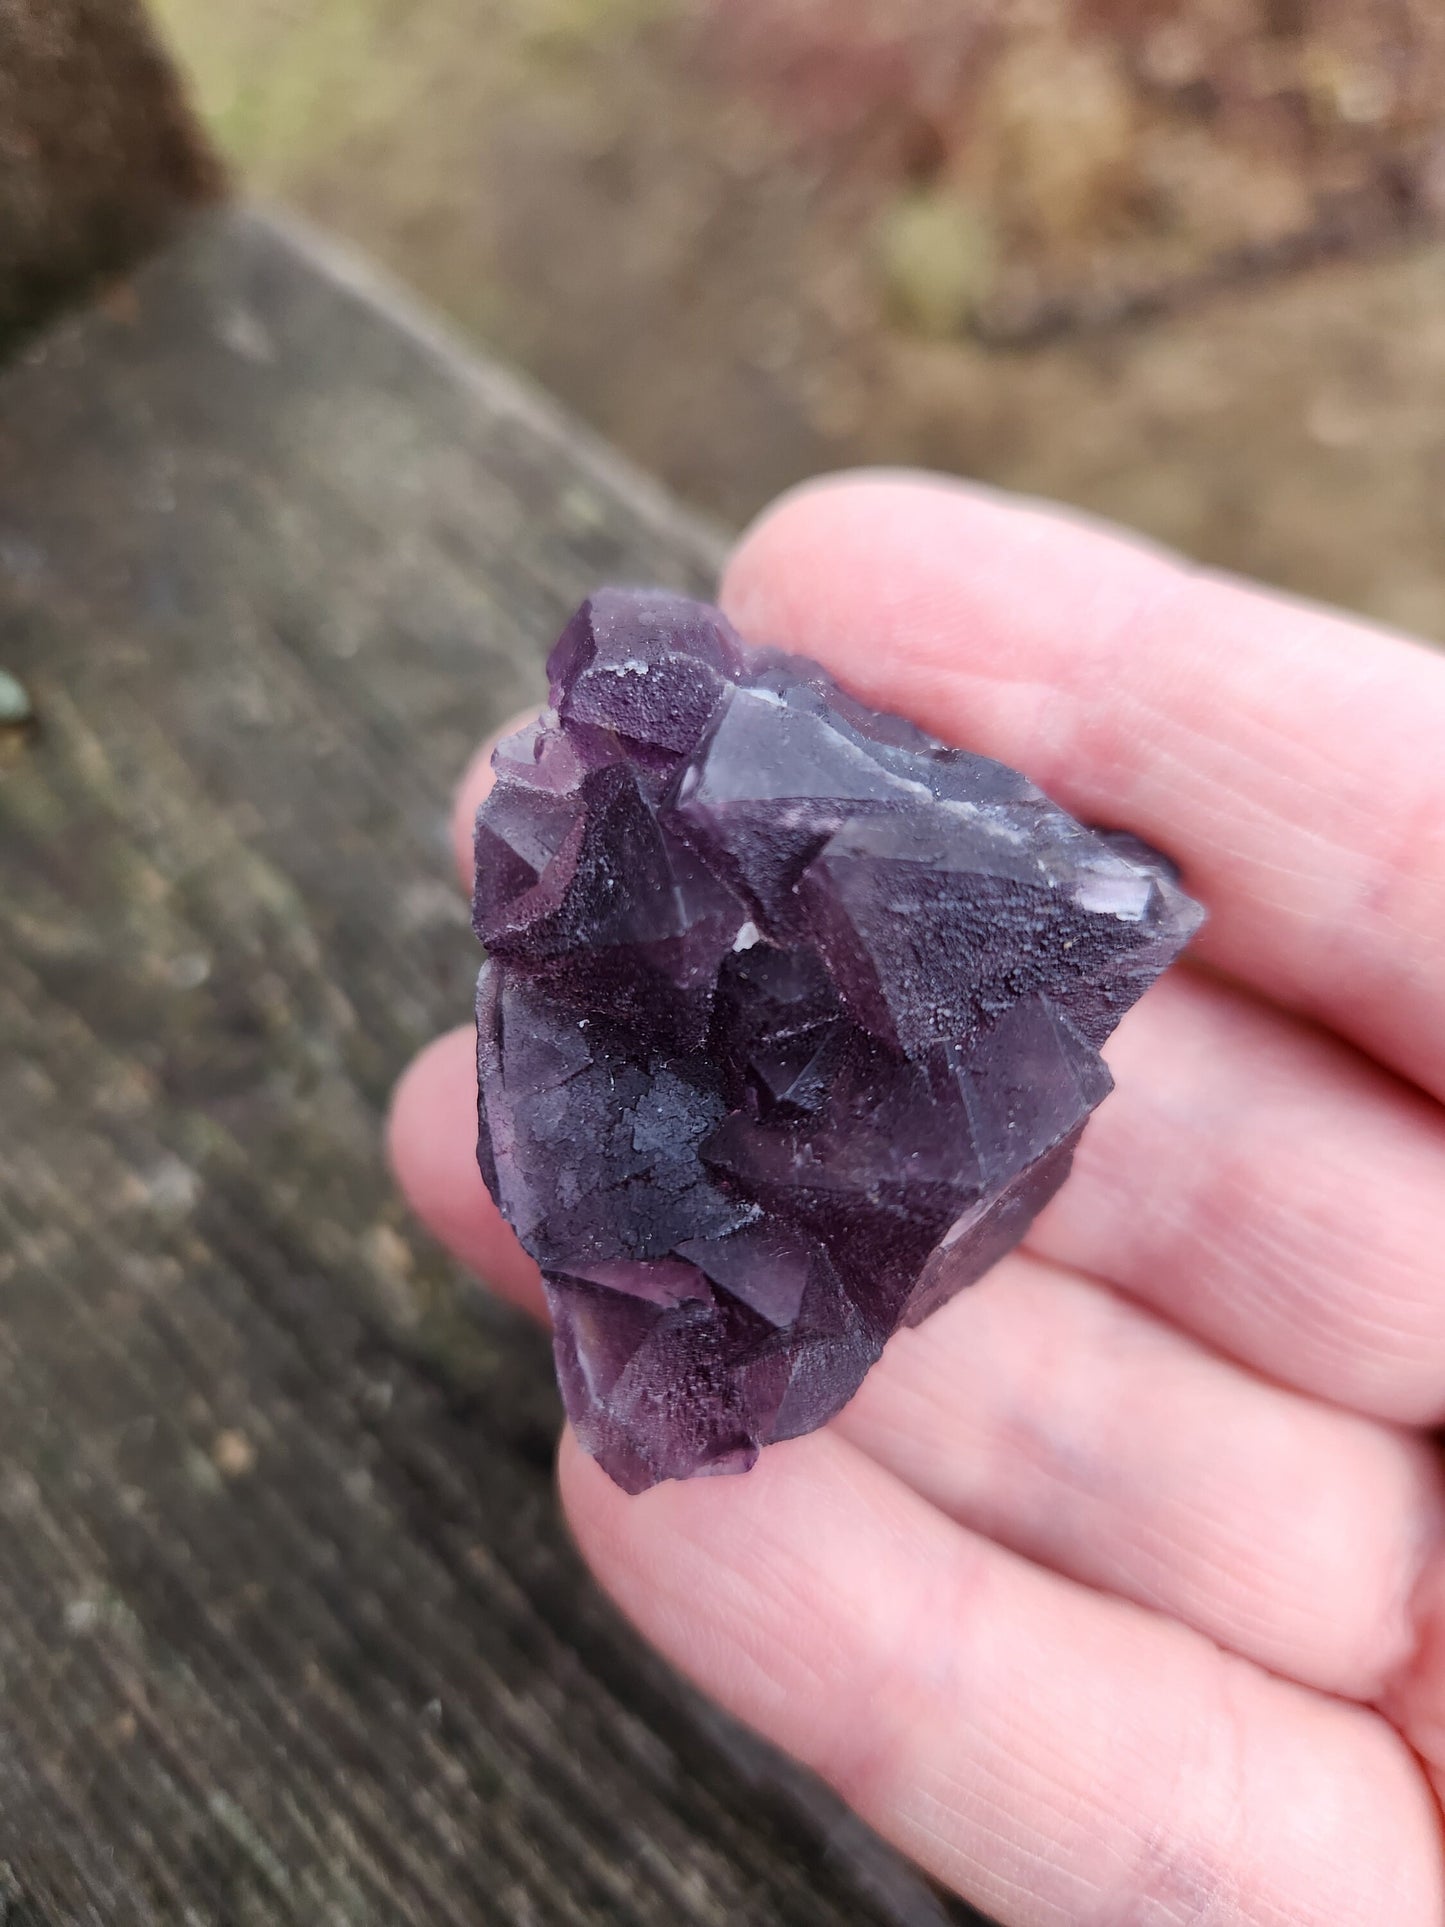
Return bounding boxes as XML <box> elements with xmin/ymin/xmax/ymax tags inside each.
<box><xmin>474</xmin><ymin>590</ymin><xmax>1204</xmax><ymax>1491</ymax></box>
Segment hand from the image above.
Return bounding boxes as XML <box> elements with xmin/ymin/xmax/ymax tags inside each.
<box><xmin>389</xmin><ymin>474</ymin><xmax>1445</xmax><ymax>1926</ymax></box>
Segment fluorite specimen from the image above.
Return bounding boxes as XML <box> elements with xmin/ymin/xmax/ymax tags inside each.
<box><xmin>473</xmin><ymin>590</ymin><xmax>1203</xmax><ymax>1491</ymax></box>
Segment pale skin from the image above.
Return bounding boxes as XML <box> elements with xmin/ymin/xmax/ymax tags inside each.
<box><xmin>388</xmin><ymin>473</ymin><xmax>1445</xmax><ymax>1927</ymax></box>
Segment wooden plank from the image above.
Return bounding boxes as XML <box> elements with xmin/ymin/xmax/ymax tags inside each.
<box><xmin>0</xmin><ymin>206</ymin><xmax>981</xmax><ymax>1927</ymax></box>
<box><xmin>0</xmin><ymin>0</ymin><xmax>221</xmax><ymax>349</ymax></box>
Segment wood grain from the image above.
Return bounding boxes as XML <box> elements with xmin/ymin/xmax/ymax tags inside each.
<box><xmin>0</xmin><ymin>208</ymin><xmax>980</xmax><ymax>1927</ymax></box>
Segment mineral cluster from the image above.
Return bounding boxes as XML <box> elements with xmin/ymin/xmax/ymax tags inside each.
<box><xmin>473</xmin><ymin>590</ymin><xmax>1203</xmax><ymax>1491</ymax></box>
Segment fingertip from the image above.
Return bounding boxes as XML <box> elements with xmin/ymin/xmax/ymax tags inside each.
<box><xmin>719</xmin><ymin>468</ymin><xmax>1167</xmax><ymax>682</ymax></box>
<box><xmin>451</xmin><ymin>708</ymin><xmax>540</xmax><ymax>895</ymax></box>
<box><xmin>721</xmin><ymin>470</ymin><xmax>909</xmax><ymax>643</ymax></box>
<box><xmin>385</xmin><ymin>1026</ymin><xmax>479</xmax><ymax>1247</ymax></box>
<box><xmin>387</xmin><ymin>1025</ymin><xmax>547</xmax><ymax>1320</ymax></box>
<box><xmin>451</xmin><ymin>742</ymin><xmax>497</xmax><ymax>895</ymax></box>
<box><xmin>722</xmin><ymin>469</ymin><xmax>1014</xmax><ymax>637</ymax></box>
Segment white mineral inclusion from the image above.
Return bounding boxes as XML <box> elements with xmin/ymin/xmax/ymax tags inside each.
<box><xmin>1074</xmin><ymin>868</ymin><xmax>1154</xmax><ymax>920</ymax></box>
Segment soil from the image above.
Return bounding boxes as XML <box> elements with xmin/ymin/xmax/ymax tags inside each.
<box><xmin>149</xmin><ymin>0</ymin><xmax>1445</xmax><ymax>639</ymax></box>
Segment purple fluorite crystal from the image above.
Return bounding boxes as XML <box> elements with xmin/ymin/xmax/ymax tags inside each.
<box><xmin>473</xmin><ymin>590</ymin><xmax>1203</xmax><ymax>1491</ymax></box>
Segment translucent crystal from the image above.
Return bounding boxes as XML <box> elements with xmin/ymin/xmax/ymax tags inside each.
<box><xmin>474</xmin><ymin>590</ymin><xmax>1203</xmax><ymax>1491</ymax></box>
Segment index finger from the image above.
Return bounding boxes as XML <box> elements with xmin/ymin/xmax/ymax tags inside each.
<box><xmin>722</xmin><ymin>474</ymin><xmax>1445</xmax><ymax>1103</ymax></box>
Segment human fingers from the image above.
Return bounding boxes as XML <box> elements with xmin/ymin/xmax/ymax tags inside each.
<box><xmin>386</xmin><ymin>1027</ymin><xmax>545</xmax><ymax>1320</ymax></box>
<box><xmin>834</xmin><ymin>1249</ymin><xmax>1444</xmax><ymax>1699</ymax></box>
<box><xmin>450</xmin><ymin>710</ymin><xmax>537</xmax><ymax>892</ymax></box>
<box><xmin>1029</xmin><ymin>966</ymin><xmax>1445</xmax><ymax>1423</ymax></box>
<box><xmin>387</xmin><ymin>1018</ymin><xmax>1445</xmax><ymax>1702</ymax></box>
<box><xmin>722</xmin><ymin>474</ymin><xmax>1445</xmax><ymax>1104</ymax></box>
<box><xmin>407</xmin><ymin>887</ymin><xmax>1445</xmax><ymax>1425</ymax></box>
<box><xmin>562</xmin><ymin>1426</ymin><xmax>1444</xmax><ymax>1927</ymax></box>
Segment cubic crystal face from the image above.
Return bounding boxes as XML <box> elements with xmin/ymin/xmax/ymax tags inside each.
<box><xmin>474</xmin><ymin>590</ymin><xmax>1204</xmax><ymax>1492</ymax></box>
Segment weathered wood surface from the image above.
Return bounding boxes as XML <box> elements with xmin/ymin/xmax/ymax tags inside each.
<box><xmin>0</xmin><ymin>0</ymin><xmax>221</xmax><ymax>349</ymax></box>
<box><xmin>0</xmin><ymin>208</ymin><xmax>981</xmax><ymax>1927</ymax></box>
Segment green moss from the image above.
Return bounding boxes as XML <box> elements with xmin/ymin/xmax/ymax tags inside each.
<box><xmin>148</xmin><ymin>0</ymin><xmax>419</xmax><ymax>180</ymax></box>
<box><xmin>516</xmin><ymin>0</ymin><xmax>671</xmax><ymax>57</ymax></box>
<box><xmin>149</xmin><ymin>0</ymin><xmax>674</xmax><ymax>180</ymax></box>
<box><xmin>877</xmin><ymin>188</ymin><xmax>996</xmax><ymax>340</ymax></box>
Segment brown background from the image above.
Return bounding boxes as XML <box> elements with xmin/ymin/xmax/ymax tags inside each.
<box><xmin>150</xmin><ymin>0</ymin><xmax>1445</xmax><ymax>639</ymax></box>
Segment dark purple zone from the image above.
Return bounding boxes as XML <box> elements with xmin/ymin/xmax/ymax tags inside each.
<box><xmin>472</xmin><ymin>589</ymin><xmax>1203</xmax><ymax>1492</ymax></box>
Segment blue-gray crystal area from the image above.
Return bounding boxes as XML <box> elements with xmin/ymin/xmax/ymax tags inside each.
<box><xmin>473</xmin><ymin>588</ymin><xmax>1204</xmax><ymax>1492</ymax></box>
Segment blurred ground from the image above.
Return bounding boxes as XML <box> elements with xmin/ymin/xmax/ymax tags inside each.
<box><xmin>150</xmin><ymin>0</ymin><xmax>1445</xmax><ymax>637</ymax></box>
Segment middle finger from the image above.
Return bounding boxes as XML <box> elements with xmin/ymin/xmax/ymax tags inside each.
<box><xmin>1031</xmin><ymin>965</ymin><xmax>1445</xmax><ymax>1424</ymax></box>
<box><xmin>836</xmin><ymin>1248</ymin><xmax>1444</xmax><ymax>1701</ymax></box>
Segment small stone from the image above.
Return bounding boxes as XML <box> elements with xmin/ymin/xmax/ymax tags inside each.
<box><xmin>473</xmin><ymin>590</ymin><xmax>1204</xmax><ymax>1491</ymax></box>
<box><xmin>0</xmin><ymin>670</ymin><xmax>33</xmax><ymax>727</ymax></box>
<box><xmin>212</xmin><ymin>1429</ymin><xmax>257</xmax><ymax>1478</ymax></box>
